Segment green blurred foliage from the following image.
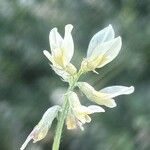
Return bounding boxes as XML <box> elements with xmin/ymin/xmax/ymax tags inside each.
<box><xmin>0</xmin><ymin>0</ymin><xmax>150</xmax><ymax>150</ymax></box>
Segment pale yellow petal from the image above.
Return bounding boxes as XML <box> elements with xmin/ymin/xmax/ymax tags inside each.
<box><xmin>68</xmin><ymin>92</ymin><xmax>81</xmax><ymax>108</ymax></box>
<box><xmin>49</xmin><ymin>27</ymin><xmax>63</xmax><ymax>55</ymax></box>
<box><xmin>87</xmin><ymin>24</ymin><xmax>115</xmax><ymax>57</ymax></box>
<box><xmin>87</xmin><ymin>105</ymin><xmax>105</xmax><ymax>113</ymax></box>
<box><xmin>97</xmin><ymin>36</ymin><xmax>122</xmax><ymax>68</ymax></box>
<box><xmin>20</xmin><ymin>106</ymin><xmax>60</xmax><ymax>150</ymax></box>
<box><xmin>100</xmin><ymin>85</ymin><xmax>135</xmax><ymax>98</ymax></box>
<box><xmin>43</xmin><ymin>50</ymin><xmax>53</xmax><ymax>63</ymax></box>
<box><xmin>93</xmin><ymin>97</ymin><xmax>117</xmax><ymax>108</ymax></box>
<box><xmin>77</xmin><ymin>82</ymin><xmax>117</xmax><ymax>108</ymax></box>
<box><xmin>66</xmin><ymin>113</ymin><xmax>77</xmax><ymax>130</ymax></box>
<box><xmin>51</xmin><ymin>65</ymin><xmax>69</xmax><ymax>81</ymax></box>
<box><xmin>85</xmin><ymin>115</ymin><xmax>91</xmax><ymax>123</ymax></box>
<box><xmin>63</xmin><ymin>24</ymin><xmax>74</xmax><ymax>63</ymax></box>
<box><xmin>65</xmin><ymin>63</ymin><xmax>77</xmax><ymax>75</ymax></box>
<box><xmin>20</xmin><ymin>135</ymin><xmax>32</xmax><ymax>150</ymax></box>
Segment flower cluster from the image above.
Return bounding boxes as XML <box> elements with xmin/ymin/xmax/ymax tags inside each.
<box><xmin>20</xmin><ymin>24</ymin><xmax>134</xmax><ymax>150</ymax></box>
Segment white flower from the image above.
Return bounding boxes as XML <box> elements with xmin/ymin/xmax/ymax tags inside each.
<box><xmin>77</xmin><ymin>82</ymin><xmax>134</xmax><ymax>108</ymax></box>
<box><xmin>20</xmin><ymin>106</ymin><xmax>61</xmax><ymax>150</ymax></box>
<box><xmin>43</xmin><ymin>24</ymin><xmax>77</xmax><ymax>81</ymax></box>
<box><xmin>66</xmin><ymin>92</ymin><xmax>105</xmax><ymax>130</ymax></box>
<box><xmin>81</xmin><ymin>25</ymin><xmax>122</xmax><ymax>72</ymax></box>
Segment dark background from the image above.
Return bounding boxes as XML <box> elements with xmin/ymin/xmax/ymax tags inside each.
<box><xmin>0</xmin><ymin>0</ymin><xmax>150</xmax><ymax>150</ymax></box>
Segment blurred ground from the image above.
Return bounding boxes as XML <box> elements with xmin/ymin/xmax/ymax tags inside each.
<box><xmin>0</xmin><ymin>0</ymin><xmax>150</xmax><ymax>150</ymax></box>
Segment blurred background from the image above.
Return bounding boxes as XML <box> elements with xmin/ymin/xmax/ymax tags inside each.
<box><xmin>0</xmin><ymin>0</ymin><xmax>150</xmax><ymax>150</ymax></box>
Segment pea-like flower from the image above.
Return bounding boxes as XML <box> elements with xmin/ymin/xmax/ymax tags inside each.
<box><xmin>66</xmin><ymin>91</ymin><xmax>105</xmax><ymax>130</ymax></box>
<box><xmin>81</xmin><ymin>25</ymin><xmax>122</xmax><ymax>73</ymax></box>
<box><xmin>43</xmin><ymin>24</ymin><xmax>77</xmax><ymax>81</ymax></box>
<box><xmin>77</xmin><ymin>82</ymin><xmax>134</xmax><ymax>108</ymax></box>
<box><xmin>20</xmin><ymin>105</ymin><xmax>61</xmax><ymax>150</ymax></box>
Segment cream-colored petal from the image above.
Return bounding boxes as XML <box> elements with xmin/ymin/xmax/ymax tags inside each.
<box><xmin>87</xmin><ymin>105</ymin><xmax>105</xmax><ymax>113</ymax></box>
<box><xmin>65</xmin><ymin>63</ymin><xmax>77</xmax><ymax>75</ymax></box>
<box><xmin>41</xmin><ymin>106</ymin><xmax>61</xmax><ymax>125</ymax></box>
<box><xmin>63</xmin><ymin>24</ymin><xmax>74</xmax><ymax>63</ymax></box>
<box><xmin>51</xmin><ymin>65</ymin><xmax>69</xmax><ymax>81</ymax></box>
<box><xmin>97</xmin><ymin>36</ymin><xmax>122</xmax><ymax>68</ymax></box>
<box><xmin>76</xmin><ymin>105</ymin><xmax>104</xmax><ymax>114</ymax></box>
<box><xmin>20</xmin><ymin>106</ymin><xmax>60</xmax><ymax>150</ymax></box>
<box><xmin>77</xmin><ymin>82</ymin><xmax>117</xmax><ymax>108</ymax></box>
<box><xmin>43</xmin><ymin>50</ymin><xmax>53</xmax><ymax>63</ymax></box>
<box><xmin>81</xmin><ymin>37</ymin><xmax>122</xmax><ymax>72</ymax></box>
<box><xmin>93</xmin><ymin>98</ymin><xmax>117</xmax><ymax>108</ymax></box>
<box><xmin>87</xmin><ymin>24</ymin><xmax>115</xmax><ymax>57</ymax></box>
<box><xmin>20</xmin><ymin>135</ymin><xmax>33</xmax><ymax>150</ymax></box>
<box><xmin>68</xmin><ymin>91</ymin><xmax>81</xmax><ymax>107</ymax></box>
<box><xmin>87</xmin><ymin>36</ymin><xmax>121</xmax><ymax>65</ymax></box>
<box><xmin>77</xmin><ymin>121</ymin><xmax>84</xmax><ymax>131</ymax></box>
<box><xmin>75</xmin><ymin>113</ymin><xmax>91</xmax><ymax>124</ymax></box>
<box><xmin>75</xmin><ymin>114</ymin><xmax>87</xmax><ymax>124</ymax></box>
<box><xmin>49</xmin><ymin>27</ymin><xmax>63</xmax><ymax>55</ymax></box>
<box><xmin>31</xmin><ymin>125</ymin><xmax>49</xmax><ymax>143</ymax></box>
<box><xmin>85</xmin><ymin>115</ymin><xmax>91</xmax><ymax>123</ymax></box>
<box><xmin>100</xmin><ymin>86</ymin><xmax>134</xmax><ymax>98</ymax></box>
<box><xmin>66</xmin><ymin>113</ymin><xmax>77</xmax><ymax>130</ymax></box>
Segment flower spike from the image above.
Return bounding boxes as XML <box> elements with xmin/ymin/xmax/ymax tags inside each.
<box><xmin>22</xmin><ymin>24</ymin><xmax>135</xmax><ymax>150</ymax></box>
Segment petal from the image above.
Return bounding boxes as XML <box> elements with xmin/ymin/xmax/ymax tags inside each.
<box><xmin>87</xmin><ymin>105</ymin><xmax>105</xmax><ymax>113</ymax></box>
<box><xmin>97</xmin><ymin>36</ymin><xmax>122</xmax><ymax>68</ymax></box>
<box><xmin>66</xmin><ymin>113</ymin><xmax>77</xmax><ymax>130</ymax></box>
<box><xmin>77</xmin><ymin>82</ymin><xmax>117</xmax><ymax>108</ymax></box>
<box><xmin>49</xmin><ymin>27</ymin><xmax>63</xmax><ymax>55</ymax></box>
<box><xmin>87</xmin><ymin>36</ymin><xmax>122</xmax><ymax>67</ymax></box>
<box><xmin>43</xmin><ymin>50</ymin><xmax>53</xmax><ymax>63</ymax></box>
<box><xmin>85</xmin><ymin>115</ymin><xmax>91</xmax><ymax>123</ymax></box>
<box><xmin>41</xmin><ymin>105</ymin><xmax>61</xmax><ymax>125</ymax></box>
<box><xmin>94</xmin><ymin>98</ymin><xmax>117</xmax><ymax>108</ymax></box>
<box><xmin>78</xmin><ymin>105</ymin><xmax>105</xmax><ymax>114</ymax></box>
<box><xmin>65</xmin><ymin>63</ymin><xmax>77</xmax><ymax>75</ymax></box>
<box><xmin>32</xmin><ymin>105</ymin><xmax>61</xmax><ymax>142</ymax></box>
<box><xmin>75</xmin><ymin>114</ymin><xmax>87</xmax><ymax>124</ymax></box>
<box><xmin>77</xmin><ymin>82</ymin><xmax>94</xmax><ymax>95</ymax></box>
<box><xmin>87</xmin><ymin>24</ymin><xmax>115</xmax><ymax>57</ymax></box>
<box><xmin>20</xmin><ymin>135</ymin><xmax>33</xmax><ymax>150</ymax></box>
<box><xmin>63</xmin><ymin>24</ymin><xmax>74</xmax><ymax>63</ymax></box>
<box><xmin>51</xmin><ymin>65</ymin><xmax>69</xmax><ymax>81</ymax></box>
<box><xmin>77</xmin><ymin>121</ymin><xmax>84</xmax><ymax>131</ymax></box>
<box><xmin>100</xmin><ymin>86</ymin><xmax>135</xmax><ymax>98</ymax></box>
<box><xmin>68</xmin><ymin>91</ymin><xmax>81</xmax><ymax>108</ymax></box>
<box><xmin>20</xmin><ymin>106</ymin><xmax>60</xmax><ymax>150</ymax></box>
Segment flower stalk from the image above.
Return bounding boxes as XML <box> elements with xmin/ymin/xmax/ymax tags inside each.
<box><xmin>52</xmin><ymin>69</ymin><xmax>83</xmax><ymax>150</ymax></box>
<box><xmin>52</xmin><ymin>95</ymin><xmax>69</xmax><ymax>150</ymax></box>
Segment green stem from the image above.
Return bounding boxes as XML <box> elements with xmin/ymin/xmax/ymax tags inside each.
<box><xmin>52</xmin><ymin>95</ymin><xmax>69</xmax><ymax>150</ymax></box>
<box><xmin>52</xmin><ymin>69</ymin><xmax>83</xmax><ymax>150</ymax></box>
